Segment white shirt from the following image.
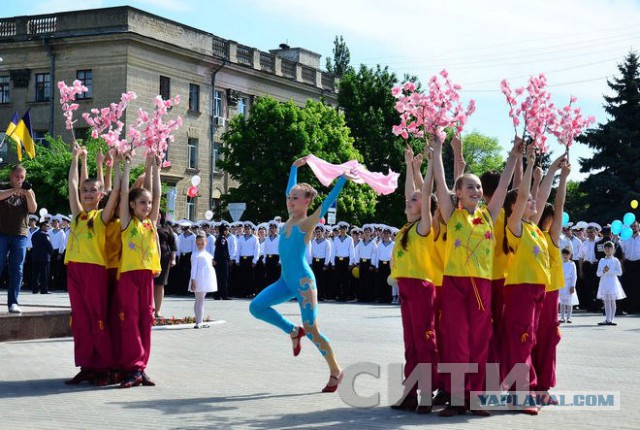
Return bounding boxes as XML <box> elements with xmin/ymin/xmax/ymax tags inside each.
<box><xmin>264</xmin><ymin>235</ymin><xmax>280</xmax><ymax>258</ymax></box>
<box><xmin>622</xmin><ymin>234</ymin><xmax>640</xmax><ymax>261</ymax></box>
<box><xmin>48</xmin><ymin>229</ymin><xmax>67</xmax><ymax>253</ymax></box>
<box><xmin>236</xmin><ymin>234</ymin><xmax>259</xmax><ymax>264</ymax></box>
<box><xmin>27</xmin><ymin>226</ymin><xmax>38</xmax><ymax>249</ymax></box>
<box><xmin>578</xmin><ymin>238</ymin><xmax>601</xmax><ymax>263</ymax></box>
<box><xmin>310</xmin><ymin>238</ymin><xmax>331</xmax><ymax>265</ymax></box>
<box><xmin>227</xmin><ymin>234</ymin><xmax>237</xmax><ymax>260</ymax></box>
<box><xmin>331</xmin><ymin>235</ymin><xmax>355</xmax><ymax>265</ymax></box>
<box><xmin>177</xmin><ymin>232</ymin><xmax>196</xmax><ymax>256</ymax></box>
<box><xmin>206</xmin><ymin>234</ymin><xmax>216</xmax><ymax>256</ymax></box>
<box><xmin>355</xmin><ymin>239</ymin><xmax>379</xmax><ymax>267</ymax></box>
<box><xmin>377</xmin><ymin>240</ymin><xmax>394</xmax><ymax>262</ymax></box>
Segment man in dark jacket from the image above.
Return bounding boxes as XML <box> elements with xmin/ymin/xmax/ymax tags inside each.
<box><xmin>31</xmin><ymin>219</ymin><xmax>53</xmax><ymax>294</ymax></box>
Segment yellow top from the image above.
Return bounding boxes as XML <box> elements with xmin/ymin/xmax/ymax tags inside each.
<box><xmin>491</xmin><ymin>208</ymin><xmax>511</xmax><ymax>280</ymax></box>
<box><xmin>64</xmin><ymin>210</ymin><xmax>107</xmax><ymax>266</ymax></box>
<box><xmin>544</xmin><ymin>231</ymin><xmax>564</xmax><ymax>292</ymax></box>
<box><xmin>391</xmin><ymin>221</ymin><xmax>434</xmax><ymax>282</ymax></box>
<box><xmin>119</xmin><ymin>216</ymin><xmax>161</xmax><ymax>274</ymax></box>
<box><xmin>431</xmin><ymin>222</ymin><xmax>447</xmax><ymax>287</ymax></box>
<box><xmin>505</xmin><ymin>221</ymin><xmax>550</xmax><ymax>286</ymax></box>
<box><xmin>105</xmin><ymin>218</ymin><xmax>122</xmax><ymax>270</ymax></box>
<box><xmin>444</xmin><ymin>207</ymin><xmax>494</xmax><ymax>280</ymax></box>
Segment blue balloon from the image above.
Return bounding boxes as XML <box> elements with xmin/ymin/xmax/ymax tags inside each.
<box><xmin>611</xmin><ymin>220</ymin><xmax>623</xmax><ymax>235</ymax></box>
<box><xmin>621</xmin><ymin>226</ymin><xmax>633</xmax><ymax>240</ymax></box>
<box><xmin>561</xmin><ymin>212</ymin><xmax>570</xmax><ymax>227</ymax></box>
<box><xmin>623</xmin><ymin>212</ymin><xmax>636</xmax><ymax>227</ymax></box>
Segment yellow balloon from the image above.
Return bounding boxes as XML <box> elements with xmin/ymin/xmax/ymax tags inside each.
<box><xmin>632</xmin><ymin>200</ymin><xmax>638</xmax><ymax>209</ymax></box>
<box><xmin>351</xmin><ymin>266</ymin><xmax>360</xmax><ymax>279</ymax></box>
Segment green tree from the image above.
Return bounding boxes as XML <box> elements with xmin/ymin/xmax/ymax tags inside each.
<box><xmin>219</xmin><ymin>96</ymin><xmax>377</xmax><ymax>224</ymax></box>
<box><xmin>564</xmin><ymin>180</ymin><xmax>589</xmax><ymax>222</ymax></box>
<box><xmin>325</xmin><ymin>35</ymin><xmax>353</xmax><ymax>77</ymax></box>
<box><xmin>577</xmin><ymin>51</ymin><xmax>640</xmax><ymax>223</ymax></box>
<box><xmin>0</xmin><ymin>135</ymin><xmax>145</xmax><ymax>216</ymax></box>
<box><xmin>460</xmin><ymin>132</ymin><xmax>505</xmax><ymax>176</ymax></box>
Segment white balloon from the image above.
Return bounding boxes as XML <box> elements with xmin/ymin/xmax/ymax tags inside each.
<box><xmin>39</xmin><ymin>208</ymin><xmax>48</xmax><ymax>217</ymax></box>
<box><xmin>191</xmin><ymin>175</ymin><xmax>201</xmax><ymax>186</ymax></box>
<box><xmin>204</xmin><ymin>210</ymin><xmax>214</xmax><ymax>220</ymax></box>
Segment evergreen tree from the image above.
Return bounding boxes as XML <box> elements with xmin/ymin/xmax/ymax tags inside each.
<box><xmin>577</xmin><ymin>51</ymin><xmax>640</xmax><ymax>222</ymax></box>
<box><xmin>325</xmin><ymin>35</ymin><xmax>353</xmax><ymax>78</ymax></box>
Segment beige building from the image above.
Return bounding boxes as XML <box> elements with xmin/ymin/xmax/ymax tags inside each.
<box><xmin>0</xmin><ymin>6</ymin><xmax>337</xmax><ymax>220</ymax></box>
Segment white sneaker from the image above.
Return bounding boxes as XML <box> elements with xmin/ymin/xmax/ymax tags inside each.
<box><xmin>9</xmin><ymin>304</ymin><xmax>21</xmax><ymax>314</ymax></box>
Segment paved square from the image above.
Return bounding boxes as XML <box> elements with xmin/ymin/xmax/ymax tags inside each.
<box><xmin>0</xmin><ymin>292</ymin><xmax>638</xmax><ymax>429</ymax></box>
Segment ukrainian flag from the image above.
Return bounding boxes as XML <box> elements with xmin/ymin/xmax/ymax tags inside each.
<box><xmin>4</xmin><ymin>110</ymin><xmax>35</xmax><ymax>161</ymax></box>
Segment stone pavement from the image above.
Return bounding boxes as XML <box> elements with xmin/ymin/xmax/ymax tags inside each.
<box><xmin>0</xmin><ymin>291</ymin><xmax>639</xmax><ymax>429</ymax></box>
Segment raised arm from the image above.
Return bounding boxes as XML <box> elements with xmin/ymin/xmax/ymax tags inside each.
<box><xmin>404</xmin><ymin>146</ymin><xmax>416</xmax><ymax>200</ymax></box>
<box><xmin>431</xmin><ymin>135</ymin><xmax>454</xmax><ymax>222</ymax></box>
<box><xmin>143</xmin><ymin>153</ymin><xmax>153</xmax><ymax>192</ymax></box>
<box><xmin>287</xmin><ymin>156</ymin><xmax>307</xmax><ymax>196</ymax></box>
<box><xmin>530</xmin><ymin>166</ymin><xmax>543</xmax><ymax>202</ymax></box>
<box><xmin>104</xmin><ymin>149</ymin><xmax>113</xmax><ymax>191</ymax></box>
<box><xmin>451</xmin><ymin>134</ymin><xmax>466</xmax><ymax>181</ymax></box>
<box><xmin>531</xmin><ymin>155</ymin><xmax>566</xmax><ymax>224</ymax></box>
<box><xmin>150</xmin><ymin>154</ymin><xmax>162</xmax><ymax>225</ymax></box>
<box><xmin>96</xmin><ymin>148</ymin><xmax>105</xmax><ymax>190</ymax></box>
<box><xmin>487</xmin><ymin>136</ymin><xmax>522</xmax><ymax>220</ymax></box>
<box><xmin>506</xmin><ymin>144</ymin><xmax>536</xmax><ymax>237</ymax></box>
<box><xmin>101</xmin><ymin>151</ymin><xmax>121</xmax><ymax>225</ymax></box>
<box><xmin>119</xmin><ymin>157</ymin><xmax>132</xmax><ymax>229</ymax></box>
<box><xmin>79</xmin><ymin>146</ymin><xmax>88</xmax><ymax>186</ymax></box>
<box><xmin>411</xmin><ymin>152</ymin><xmax>424</xmax><ymax>191</ymax></box>
<box><xmin>69</xmin><ymin>143</ymin><xmax>83</xmax><ymax>217</ymax></box>
<box><xmin>548</xmin><ymin>162</ymin><xmax>570</xmax><ymax>243</ymax></box>
<box><xmin>417</xmin><ymin>147</ymin><xmax>434</xmax><ymax>236</ymax></box>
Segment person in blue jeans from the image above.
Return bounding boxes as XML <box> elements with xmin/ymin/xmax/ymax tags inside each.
<box><xmin>0</xmin><ymin>165</ymin><xmax>38</xmax><ymax>313</ymax></box>
<box><xmin>249</xmin><ymin>156</ymin><xmax>356</xmax><ymax>393</ymax></box>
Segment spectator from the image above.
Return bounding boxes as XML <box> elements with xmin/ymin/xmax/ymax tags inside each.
<box><xmin>0</xmin><ymin>165</ymin><xmax>37</xmax><ymax>313</ymax></box>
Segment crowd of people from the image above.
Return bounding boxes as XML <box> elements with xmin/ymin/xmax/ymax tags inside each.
<box><xmin>1</xmin><ymin>137</ymin><xmax>638</xmax><ymax>416</ymax></box>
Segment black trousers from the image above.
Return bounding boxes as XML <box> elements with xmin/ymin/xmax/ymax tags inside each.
<box><xmin>311</xmin><ymin>258</ymin><xmax>328</xmax><ymax>300</ymax></box>
<box><xmin>238</xmin><ymin>257</ymin><xmax>255</xmax><ymax>297</ymax></box>
<box><xmin>214</xmin><ymin>260</ymin><xmax>229</xmax><ymax>299</ymax></box>
<box><xmin>265</xmin><ymin>255</ymin><xmax>281</xmax><ymax>286</ymax></box>
<box><xmin>33</xmin><ymin>260</ymin><xmax>50</xmax><ymax>293</ymax></box>
<box><xmin>377</xmin><ymin>261</ymin><xmax>391</xmax><ymax>303</ymax></box>
<box><xmin>333</xmin><ymin>258</ymin><xmax>351</xmax><ymax>301</ymax></box>
<box><xmin>357</xmin><ymin>260</ymin><xmax>375</xmax><ymax>302</ymax></box>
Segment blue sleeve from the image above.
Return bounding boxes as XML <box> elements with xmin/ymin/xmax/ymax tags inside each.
<box><xmin>318</xmin><ymin>176</ymin><xmax>347</xmax><ymax>220</ymax></box>
<box><xmin>286</xmin><ymin>165</ymin><xmax>298</xmax><ymax>196</ymax></box>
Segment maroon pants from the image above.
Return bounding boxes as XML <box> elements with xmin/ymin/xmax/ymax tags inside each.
<box><xmin>440</xmin><ymin>276</ymin><xmax>492</xmax><ymax>399</ymax></box>
<box><xmin>116</xmin><ymin>270</ymin><xmax>154</xmax><ymax>371</ymax></box>
<box><xmin>397</xmin><ymin>278</ymin><xmax>438</xmax><ymax>398</ymax></box>
<box><xmin>488</xmin><ymin>278</ymin><xmax>505</xmax><ymax>363</ymax></box>
<box><xmin>67</xmin><ymin>262</ymin><xmax>113</xmax><ymax>370</ymax></box>
<box><xmin>532</xmin><ymin>289</ymin><xmax>560</xmax><ymax>391</ymax></box>
<box><xmin>499</xmin><ymin>283</ymin><xmax>545</xmax><ymax>391</ymax></box>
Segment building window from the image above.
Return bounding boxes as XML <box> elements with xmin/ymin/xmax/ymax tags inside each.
<box><xmin>189</xmin><ymin>84</ymin><xmax>200</xmax><ymax>112</ymax></box>
<box><xmin>159</xmin><ymin>76</ymin><xmax>170</xmax><ymax>100</ymax></box>
<box><xmin>212</xmin><ymin>142</ymin><xmax>221</xmax><ymax>173</ymax></box>
<box><xmin>237</xmin><ymin>96</ymin><xmax>248</xmax><ymax>116</ymax></box>
<box><xmin>186</xmin><ymin>196</ymin><xmax>197</xmax><ymax>221</ymax></box>
<box><xmin>0</xmin><ymin>76</ymin><xmax>10</xmax><ymax>104</ymax></box>
<box><xmin>214</xmin><ymin>89</ymin><xmax>223</xmax><ymax>118</ymax></box>
<box><xmin>35</xmin><ymin>73</ymin><xmax>51</xmax><ymax>102</ymax></box>
<box><xmin>187</xmin><ymin>138</ymin><xmax>198</xmax><ymax>169</ymax></box>
<box><xmin>76</xmin><ymin>70</ymin><xmax>92</xmax><ymax>99</ymax></box>
<box><xmin>34</xmin><ymin>130</ymin><xmax>48</xmax><ymax>146</ymax></box>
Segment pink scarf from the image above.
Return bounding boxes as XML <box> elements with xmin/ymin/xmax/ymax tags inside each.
<box><xmin>305</xmin><ymin>154</ymin><xmax>399</xmax><ymax>195</ymax></box>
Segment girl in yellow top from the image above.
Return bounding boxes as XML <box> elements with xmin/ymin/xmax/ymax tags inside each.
<box><xmin>532</xmin><ymin>161</ymin><xmax>570</xmax><ymax>405</ymax></box>
<box><xmin>433</xmin><ymin>134</ymin><xmax>519</xmax><ymax>416</ymax></box>
<box><xmin>499</xmin><ymin>145</ymin><xmax>553</xmax><ymax>415</ymax></box>
<box><xmin>65</xmin><ymin>144</ymin><xmax>120</xmax><ymax>386</ymax></box>
<box><xmin>115</xmin><ymin>154</ymin><xmax>162</xmax><ymax>388</ymax></box>
<box><xmin>389</xmin><ymin>145</ymin><xmax>437</xmax><ymax>414</ymax></box>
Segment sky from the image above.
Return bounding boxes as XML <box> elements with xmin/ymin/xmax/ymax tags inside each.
<box><xmin>3</xmin><ymin>0</ymin><xmax>639</xmax><ymax>182</ymax></box>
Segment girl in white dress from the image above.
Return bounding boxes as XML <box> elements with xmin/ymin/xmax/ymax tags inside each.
<box><xmin>190</xmin><ymin>233</ymin><xmax>218</xmax><ymax>328</ymax></box>
<box><xmin>559</xmin><ymin>248</ymin><xmax>578</xmax><ymax>323</ymax></box>
<box><xmin>596</xmin><ymin>242</ymin><xmax>626</xmax><ymax>326</ymax></box>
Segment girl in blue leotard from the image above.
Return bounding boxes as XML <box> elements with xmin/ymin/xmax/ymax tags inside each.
<box><xmin>250</xmin><ymin>155</ymin><xmax>355</xmax><ymax>393</ymax></box>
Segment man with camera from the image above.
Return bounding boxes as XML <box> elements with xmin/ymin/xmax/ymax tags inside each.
<box><xmin>0</xmin><ymin>164</ymin><xmax>37</xmax><ymax>313</ymax></box>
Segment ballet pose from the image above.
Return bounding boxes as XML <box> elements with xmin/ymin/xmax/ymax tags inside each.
<box><xmin>249</xmin><ymin>156</ymin><xmax>357</xmax><ymax>392</ymax></box>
